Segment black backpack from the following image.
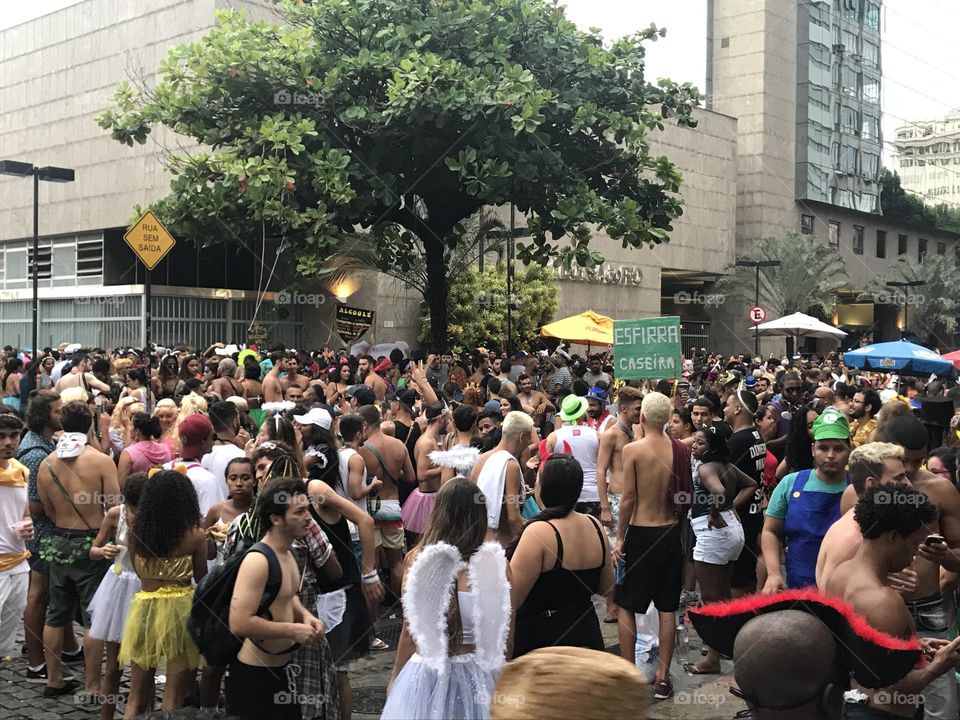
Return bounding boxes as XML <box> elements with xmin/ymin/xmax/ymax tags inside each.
<box><xmin>188</xmin><ymin>541</ymin><xmax>282</xmax><ymax>666</ymax></box>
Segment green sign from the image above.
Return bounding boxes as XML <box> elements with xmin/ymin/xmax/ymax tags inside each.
<box><xmin>613</xmin><ymin>316</ymin><xmax>682</xmax><ymax>380</ymax></box>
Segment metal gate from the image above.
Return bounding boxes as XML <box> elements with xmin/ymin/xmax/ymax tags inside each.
<box><xmin>681</xmin><ymin>320</ymin><xmax>710</xmax><ymax>358</ymax></box>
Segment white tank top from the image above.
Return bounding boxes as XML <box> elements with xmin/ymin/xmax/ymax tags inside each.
<box><xmin>554</xmin><ymin>424</ymin><xmax>600</xmax><ymax>502</ymax></box>
<box><xmin>338</xmin><ymin>448</ymin><xmax>367</xmax><ymax>541</ymax></box>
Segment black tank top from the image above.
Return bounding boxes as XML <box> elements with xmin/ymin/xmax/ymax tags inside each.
<box><xmin>313</xmin><ymin>508</ymin><xmax>360</xmax><ymax>591</ymax></box>
<box><xmin>519</xmin><ymin>517</ymin><xmax>606</xmax><ymax>617</ymax></box>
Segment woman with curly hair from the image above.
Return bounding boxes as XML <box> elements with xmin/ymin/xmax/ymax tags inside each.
<box><xmin>153</xmin><ymin>398</ymin><xmax>178</xmax><ymax>453</ymax></box>
<box><xmin>170</xmin><ymin>393</ymin><xmax>208</xmax><ymax>455</ymax></box>
<box><xmin>120</xmin><ymin>470</ymin><xmax>207</xmax><ymax>718</ymax></box>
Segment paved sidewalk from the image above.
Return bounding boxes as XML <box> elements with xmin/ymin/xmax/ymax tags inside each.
<box><xmin>2</xmin><ymin>600</ymin><xmax>744</xmax><ymax>719</ymax></box>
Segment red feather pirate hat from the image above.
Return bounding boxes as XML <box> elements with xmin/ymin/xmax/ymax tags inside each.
<box><xmin>689</xmin><ymin>589</ymin><xmax>922</xmax><ymax>688</ymax></box>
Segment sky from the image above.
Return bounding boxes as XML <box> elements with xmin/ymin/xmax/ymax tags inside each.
<box><xmin>3</xmin><ymin>0</ymin><xmax>959</xmax><ymax>164</ymax></box>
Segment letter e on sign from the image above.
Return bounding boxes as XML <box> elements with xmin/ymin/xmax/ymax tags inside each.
<box><xmin>749</xmin><ymin>306</ymin><xmax>766</xmax><ymax>324</ymax></box>
<box><xmin>123</xmin><ymin>210</ymin><xmax>176</xmax><ymax>270</ymax></box>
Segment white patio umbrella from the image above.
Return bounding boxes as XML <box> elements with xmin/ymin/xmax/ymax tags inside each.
<box><xmin>751</xmin><ymin>312</ymin><xmax>846</xmax><ymax>352</ymax></box>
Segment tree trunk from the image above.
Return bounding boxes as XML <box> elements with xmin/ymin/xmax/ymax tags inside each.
<box><xmin>423</xmin><ymin>232</ymin><xmax>449</xmax><ymax>350</ymax></box>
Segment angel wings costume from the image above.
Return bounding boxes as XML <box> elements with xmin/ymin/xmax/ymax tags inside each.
<box><xmin>381</xmin><ymin>541</ymin><xmax>511</xmax><ymax>720</ymax></box>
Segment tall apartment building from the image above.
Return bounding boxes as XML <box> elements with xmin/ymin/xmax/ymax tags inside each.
<box><xmin>706</xmin><ymin>0</ymin><xmax>960</xmax><ymax>351</ymax></box>
<box><xmin>894</xmin><ymin>113</ymin><xmax>960</xmax><ymax>208</ymax></box>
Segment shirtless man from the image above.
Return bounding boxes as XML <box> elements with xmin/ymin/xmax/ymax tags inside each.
<box><xmin>596</xmin><ymin>385</ymin><xmax>643</xmax><ymax>622</ymax></box>
<box><xmin>825</xmin><ymin>484</ymin><xmax>960</xmax><ymax>720</ymax></box>
<box><xmin>228</xmin><ymin>476</ymin><xmax>326</xmax><ymax>720</ymax></box>
<box><xmin>517</xmin><ymin>373</ymin><xmax>552</xmax><ymax>430</ymax></box>
<box><xmin>816</xmin><ymin>442</ymin><xmax>910</xmax><ymax>590</ymax></box>
<box><xmin>262</xmin><ymin>355</ymin><xmax>284</xmax><ymax>403</ymax></box>
<box><xmin>469</xmin><ymin>411</ymin><xmax>533</xmax><ymax>548</ymax></box>
<box><xmin>55</xmin><ymin>354</ymin><xmax>110</xmax><ymax>395</ymax></box>
<box><xmin>356</xmin><ymin>404</ymin><xmax>415</xmax><ymax>597</ymax></box>
<box><xmin>209</xmin><ymin>359</ymin><xmax>245</xmax><ymax>400</ymax></box>
<box><xmin>279</xmin><ymin>354</ymin><xmax>309</xmax><ymax>394</ymax></box>
<box><xmin>613</xmin><ymin>392</ymin><xmax>681</xmax><ymax>700</ymax></box>
<box><xmin>358</xmin><ymin>355</ymin><xmax>388</xmax><ymax>404</ymax></box>
<box><xmin>864</xmin><ymin>416</ymin><xmax>960</xmax><ymax>719</ymax></box>
<box><xmin>37</xmin><ymin>401</ymin><xmax>119</xmax><ymax>697</ymax></box>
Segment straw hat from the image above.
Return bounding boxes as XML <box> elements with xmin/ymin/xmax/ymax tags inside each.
<box><xmin>490</xmin><ymin>647</ymin><xmax>646</xmax><ymax>719</ymax></box>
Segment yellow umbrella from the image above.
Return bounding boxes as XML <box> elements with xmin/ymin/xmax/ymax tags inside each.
<box><xmin>540</xmin><ymin>310</ymin><xmax>614</xmax><ymax>346</ymax></box>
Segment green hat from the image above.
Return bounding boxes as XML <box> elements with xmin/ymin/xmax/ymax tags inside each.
<box><xmin>559</xmin><ymin>394</ymin><xmax>589</xmax><ymax>423</ymax></box>
<box><xmin>811</xmin><ymin>407</ymin><xmax>850</xmax><ymax>441</ymax></box>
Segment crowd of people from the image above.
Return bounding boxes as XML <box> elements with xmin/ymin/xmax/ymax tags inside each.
<box><xmin>2</xmin><ymin>340</ymin><xmax>960</xmax><ymax>718</ymax></box>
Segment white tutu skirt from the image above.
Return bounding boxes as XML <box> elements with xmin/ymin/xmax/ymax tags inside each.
<box><xmin>87</xmin><ymin>569</ymin><xmax>141</xmax><ymax>643</ymax></box>
<box><xmin>381</xmin><ymin>653</ymin><xmax>499</xmax><ymax>720</ymax></box>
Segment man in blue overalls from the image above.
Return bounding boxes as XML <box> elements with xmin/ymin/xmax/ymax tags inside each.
<box><xmin>760</xmin><ymin>407</ymin><xmax>852</xmax><ymax>592</ymax></box>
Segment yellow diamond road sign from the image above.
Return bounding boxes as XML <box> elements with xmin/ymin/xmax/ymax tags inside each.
<box><xmin>124</xmin><ymin>210</ymin><xmax>176</xmax><ymax>270</ymax></box>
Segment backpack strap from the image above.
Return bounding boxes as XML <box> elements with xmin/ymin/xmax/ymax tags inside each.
<box><xmin>248</xmin><ymin>542</ymin><xmax>300</xmax><ymax>656</ymax></box>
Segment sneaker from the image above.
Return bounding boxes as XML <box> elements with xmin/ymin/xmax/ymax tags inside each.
<box><xmin>679</xmin><ymin>589</ymin><xmax>700</xmax><ymax>607</ymax></box>
<box><xmin>653</xmin><ymin>677</ymin><xmax>673</xmax><ymax>700</ymax></box>
<box><xmin>43</xmin><ymin>679</ymin><xmax>80</xmax><ymax>698</ymax></box>
<box><xmin>25</xmin><ymin>664</ymin><xmax>75</xmax><ymax>683</ymax></box>
<box><xmin>61</xmin><ymin>648</ymin><xmax>84</xmax><ymax>664</ymax></box>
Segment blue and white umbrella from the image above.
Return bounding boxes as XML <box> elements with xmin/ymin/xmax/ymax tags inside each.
<box><xmin>843</xmin><ymin>340</ymin><xmax>954</xmax><ymax>376</ymax></box>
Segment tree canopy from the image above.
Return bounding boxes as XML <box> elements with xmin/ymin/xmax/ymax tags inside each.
<box><xmin>97</xmin><ymin>0</ymin><xmax>699</xmax><ymax>346</ymax></box>
<box><xmin>719</xmin><ymin>233</ymin><xmax>849</xmax><ymax>318</ymax></box>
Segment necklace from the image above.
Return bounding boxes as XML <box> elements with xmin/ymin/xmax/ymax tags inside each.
<box><xmin>617</xmin><ymin>421</ymin><xmax>635</xmax><ymax>441</ymax></box>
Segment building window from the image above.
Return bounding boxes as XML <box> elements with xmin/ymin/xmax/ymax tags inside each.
<box><xmin>865</xmin><ymin>2</ymin><xmax>880</xmax><ymax>30</ymax></box>
<box><xmin>862</xmin><ymin>40</ymin><xmax>879</xmax><ymax>68</ymax></box>
<box><xmin>853</xmin><ymin>225</ymin><xmax>864</xmax><ymax>255</ymax></box>
<box><xmin>829</xmin><ymin>221</ymin><xmax>840</xmax><ymax>249</ymax></box>
<box><xmin>841</xmin><ymin>0</ymin><xmax>860</xmax><ymax>20</ymax></box>
<box><xmin>861</xmin><ymin>152</ymin><xmax>879</xmax><ymax>178</ymax></box>
<box><xmin>801</xmin><ymin>214</ymin><xmax>815</xmax><ymax>234</ymax></box>
<box><xmin>919</xmin><ymin>238</ymin><xmax>928</xmax><ymax>262</ymax></box>
<box><xmin>839</xmin><ymin>145</ymin><xmax>858</xmax><ymax>172</ymax></box>
<box><xmin>876</xmin><ymin>230</ymin><xmax>886</xmax><ymax>258</ymax></box>
<box><xmin>863</xmin><ymin>76</ymin><xmax>880</xmax><ymax>104</ymax></box>
<box><xmin>898</xmin><ymin>234</ymin><xmax>908</xmax><ymax>255</ymax></box>
<box><xmin>938</xmin><ymin>242</ymin><xmax>947</xmax><ymax>256</ymax></box>
<box><xmin>721</xmin><ymin>37</ymin><xmax>729</xmax><ymax>48</ymax></box>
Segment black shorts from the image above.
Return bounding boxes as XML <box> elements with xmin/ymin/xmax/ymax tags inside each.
<box><xmin>575</xmin><ymin>501</ymin><xmax>601</xmax><ymax>520</ymax></box>
<box><xmin>614</xmin><ymin>523</ymin><xmax>682</xmax><ymax>614</ymax></box>
<box><xmin>731</xmin><ymin>513</ymin><xmax>762</xmax><ymax>590</ymax></box>
<box><xmin>225</xmin><ymin>660</ymin><xmax>300</xmax><ymax>720</ymax></box>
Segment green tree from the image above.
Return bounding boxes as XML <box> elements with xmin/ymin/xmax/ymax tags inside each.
<box><xmin>879</xmin><ymin>168</ymin><xmax>936</xmax><ymax>227</ymax></box>
<box><xmin>719</xmin><ymin>233</ymin><xmax>849</xmax><ymax>317</ymax></box>
<box><xmin>311</xmin><ymin>208</ymin><xmax>505</xmax><ymax>297</ymax></box>
<box><xmin>96</xmin><ymin>0</ymin><xmax>698</xmax><ymax>346</ymax></box>
<box><xmin>875</xmin><ymin>256</ymin><xmax>960</xmax><ymax>347</ymax></box>
<box><xmin>423</xmin><ymin>264</ymin><xmax>558</xmax><ymax>352</ymax></box>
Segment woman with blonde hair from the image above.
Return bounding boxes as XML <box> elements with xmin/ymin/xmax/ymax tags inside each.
<box><xmin>867</xmin><ymin>397</ymin><xmax>913</xmax><ymax>444</ymax></box>
<box><xmin>153</xmin><ymin>398</ymin><xmax>178</xmax><ymax>453</ymax></box>
<box><xmin>109</xmin><ymin>397</ymin><xmax>144</xmax><ymax>456</ymax></box>
<box><xmin>171</xmin><ymin>393</ymin><xmax>208</xmax><ymax>454</ymax></box>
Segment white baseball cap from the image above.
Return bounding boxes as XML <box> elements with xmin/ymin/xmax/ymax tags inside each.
<box><xmin>293</xmin><ymin>407</ymin><xmax>332</xmax><ymax>430</ymax></box>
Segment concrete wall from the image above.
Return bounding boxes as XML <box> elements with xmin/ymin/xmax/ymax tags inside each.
<box><xmin>0</xmin><ymin>0</ymin><xmax>219</xmax><ymax>242</ymax></box>
<box><xmin>708</xmin><ymin>0</ymin><xmax>799</xmax><ymax>247</ymax></box>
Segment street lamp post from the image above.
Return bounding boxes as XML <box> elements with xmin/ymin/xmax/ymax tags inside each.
<box><xmin>887</xmin><ymin>280</ymin><xmax>926</xmax><ymax>339</ymax></box>
<box><xmin>0</xmin><ymin>160</ymin><xmax>75</xmax><ymax>356</ymax></box>
<box><xmin>735</xmin><ymin>259</ymin><xmax>781</xmax><ymax>357</ymax></box>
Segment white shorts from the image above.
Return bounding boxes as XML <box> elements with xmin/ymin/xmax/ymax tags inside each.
<box><xmin>691</xmin><ymin>511</ymin><xmax>745</xmax><ymax>565</ymax></box>
<box><xmin>0</xmin><ymin>571</ymin><xmax>28</xmax><ymax>657</ymax></box>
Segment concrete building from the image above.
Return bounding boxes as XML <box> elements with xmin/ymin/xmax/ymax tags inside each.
<box><xmin>707</xmin><ymin>0</ymin><xmax>959</xmax><ymax>352</ymax></box>
<box><xmin>0</xmin><ymin>0</ymin><xmax>740</xmax><ymax>354</ymax></box>
<box><xmin>894</xmin><ymin>114</ymin><xmax>960</xmax><ymax>209</ymax></box>
<box><xmin>0</xmin><ymin>0</ymin><xmax>301</xmax><ymax>351</ymax></box>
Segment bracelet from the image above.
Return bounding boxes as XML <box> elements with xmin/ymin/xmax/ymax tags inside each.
<box><xmin>361</xmin><ymin>571</ymin><xmax>379</xmax><ymax>584</ymax></box>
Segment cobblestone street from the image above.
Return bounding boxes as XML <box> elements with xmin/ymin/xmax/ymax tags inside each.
<box><xmin>1</xmin><ymin>599</ymin><xmax>744</xmax><ymax>719</ymax></box>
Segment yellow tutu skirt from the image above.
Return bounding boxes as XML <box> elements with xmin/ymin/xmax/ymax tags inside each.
<box><xmin>119</xmin><ymin>585</ymin><xmax>203</xmax><ymax>671</ymax></box>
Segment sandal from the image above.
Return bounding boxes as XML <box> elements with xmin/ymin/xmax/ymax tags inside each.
<box><xmin>683</xmin><ymin>661</ymin><xmax>722</xmax><ymax>675</ymax></box>
<box><xmin>370</xmin><ymin>638</ymin><xmax>390</xmax><ymax>651</ymax></box>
